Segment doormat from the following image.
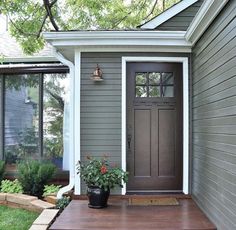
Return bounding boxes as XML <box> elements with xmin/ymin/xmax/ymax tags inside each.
<box><xmin>129</xmin><ymin>197</ymin><xmax>179</xmax><ymax>206</ymax></box>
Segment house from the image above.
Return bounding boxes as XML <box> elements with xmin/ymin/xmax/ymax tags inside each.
<box><xmin>1</xmin><ymin>0</ymin><xmax>236</xmax><ymax>229</ymax></box>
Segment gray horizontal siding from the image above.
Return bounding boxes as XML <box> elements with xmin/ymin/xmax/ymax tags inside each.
<box><xmin>81</xmin><ymin>52</ymin><xmax>190</xmax><ymax>194</ymax></box>
<box><xmin>192</xmin><ymin>1</ymin><xmax>236</xmax><ymax>229</ymax></box>
<box><xmin>156</xmin><ymin>0</ymin><xmax>203</xmax><ymax>31</ymax></box>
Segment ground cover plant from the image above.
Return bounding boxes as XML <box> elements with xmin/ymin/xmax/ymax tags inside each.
<box><xmin>0</xmin><ymin>205</ymin><xmax>38</xmax><ymax>230</ymax></box>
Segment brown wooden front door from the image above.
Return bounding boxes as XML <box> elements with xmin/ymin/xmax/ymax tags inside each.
<box><xmin>126</xmin><ymin>62</ymin><xmax>183</xmax><ymax>192</ymax></box>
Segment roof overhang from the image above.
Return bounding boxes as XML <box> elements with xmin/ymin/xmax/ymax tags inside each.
<box><xmin>43</xmin><ymin>30</ymin><xmax>192</xmax><ymax>60</ymax></box>
<box><xmin>186</xmin><ymin>0</ymin><xmax>229</xmax><ymax>45</ymax></box>
<box><xmin>140</xmin><ymin>0</ymin><xmax>199</xmax><ymax>29</ymax></box>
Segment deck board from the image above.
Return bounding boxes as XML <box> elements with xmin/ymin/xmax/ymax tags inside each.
<box><xmin>50</xmin><ymin>198</ymin><xmax>216</xmax><ymax>230</ymax></box>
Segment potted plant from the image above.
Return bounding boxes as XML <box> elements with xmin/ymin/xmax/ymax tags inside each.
<box><xmin>77</xmin><ymin>156</ymin><xmax>128</xmax><ymax>209</ymax></box>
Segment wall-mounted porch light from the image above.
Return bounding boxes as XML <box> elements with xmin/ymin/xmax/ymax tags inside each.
<box><xmin>91</xmin><ymin>64</ymin><xmax>103</xmax><ymax>81</ymax></box>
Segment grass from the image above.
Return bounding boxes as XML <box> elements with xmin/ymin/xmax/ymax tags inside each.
<box><xmin>0</xmin><ymin>205</ymin><xmax>39</xmax><ymax>230</ymax></box>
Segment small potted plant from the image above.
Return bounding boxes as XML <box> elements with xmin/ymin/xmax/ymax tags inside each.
<box><xmin>77</xmin><ymin>156</ymin><xmax>128</xmax><ymax>209</ymax></box>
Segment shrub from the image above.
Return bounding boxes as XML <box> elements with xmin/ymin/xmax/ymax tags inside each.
<box><xmin>56</xmin><ymin>196</ymin><xmax>70</xmax><ymax>210</ymax></box>
<box><xmin>43</xmin><ymin>184</ymin><xmax>61</xmax><ymax>197</ymax></box>
<box><xmin>0</xmin><ymin>160</ymin><xmax>5</xmax><ymax>182</ymax></box>
<box><xmin>0</xmin><ymin>179</ymin><xmax>23</xmax><ymax>193</ymax></box>
<box><xmin>17</xmin><ymin>160</ymin><xmax>56</xmax><ymax>198</ymax></box>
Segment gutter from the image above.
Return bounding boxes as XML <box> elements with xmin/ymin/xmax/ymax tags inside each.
<box><xmin>53</xmin><ymin>48</ymin><xmax>75</xmax><ymax>199</ymax></box>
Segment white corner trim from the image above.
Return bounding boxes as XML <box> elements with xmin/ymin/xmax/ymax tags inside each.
<box><xmin>140</xmin><ymin>0</ymin><xmax>199</xmax><ymax>29</ymax></box>
<box><xmin>53</xmin><ymin>48</ymin><xmax>76</xmax><ymax>199</ymax></box>
<box><xmin>121</xmin><ymin>56</ymin><xmax>189</xmax><ymax>195</ymax></box>
<box><xmin>74</xmin><ymin>50</ymin><xmax>81</xmax><ymax>195</ymax></box>
<box><xmin>186</xmin><ymin>0</ymin><xmax>229</xmax><ymax>45</ymax></box>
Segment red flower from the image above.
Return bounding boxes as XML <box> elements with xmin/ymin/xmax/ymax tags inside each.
<box><xmin>101</xmin><ymin>165</ymin><xmax>107</xmax><ymax>174</ymax></box>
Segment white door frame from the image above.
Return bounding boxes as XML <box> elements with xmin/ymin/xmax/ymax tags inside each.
<box><xmin>121</xmin><ymin>56</ymin><xmax>189</xmax><ymax>195</ymax></box>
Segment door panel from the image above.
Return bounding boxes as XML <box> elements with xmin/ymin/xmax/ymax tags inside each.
<box><xmin>127</xmin><ymin>62</ymin><xmax>183</xmax><ymax>191</ymax></box>
<box><xmin>134</xmin><ymin>109</ymin><xmax>151</xmax><ymax>177</ymax></box>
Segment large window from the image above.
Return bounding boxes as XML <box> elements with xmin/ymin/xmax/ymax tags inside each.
<box><xmin>0</xmin><ymin>67</ymin><xmax>69</xmax><ymax>170</ymax></box>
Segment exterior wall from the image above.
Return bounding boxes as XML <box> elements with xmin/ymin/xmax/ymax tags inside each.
<box><xmin>156</xmin><ymin>0</ymin><xmax>203</xmax><ymax>31</ymax></box>
<box><xmin>192</xmin><ymin>1</ymin><xmax>236</xmax><ymax>229</ymax></box>
<box><xmin>80</xmin><ymin>52</ymin><xmax>190</xmax><ymax>193</ymax></box>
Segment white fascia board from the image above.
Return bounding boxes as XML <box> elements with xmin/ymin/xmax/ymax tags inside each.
<box><xmin>2</xmin><ymin>56</ymin><xmax>57</xmax><ymax>63</ymax></box>
<box><xmin>43</xmin><ymin>31</ymin><xmax>191</xmax><ymax>48</ymax></box>
<box><xmin>140</xmin><ymin>0</ymin><xmax>199</xmax><ymax>29</ymax></box>
<box><xmin>186</xmin><ymin>0</ymin><xmax>229</xmax><ymax>45</ymax></box>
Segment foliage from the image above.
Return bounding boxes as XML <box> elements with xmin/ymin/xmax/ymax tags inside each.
<box><xmin>17</xmin><ymin>160</ymin><xmax>56</xmax><ymax>198</ymax></box>
<box><xmin>0</xmin><ymin>179</ymin><xmax>23</xmax><ymax>194</ymax></box>
<box><xmin>0</xmin><ymin>160</ymin><xmax>5</xmax><ymax>182</ymax></box>
<box><xmin>0</xmin><ymin>205</ymin><xmax>38</xmax><ymax>230</ymax></box>
<box><xmin>43</xmin><ymin>184</ymin><xmax>61</xmax><ymax>197</ymax></box>
<box><xmin>0</xmin><ymin>0</ymin><xmax>180</xmax><ymax>54</ymax></box>
<box><xmin>56</xmin><ymin>196</ymin><xmax>71</xmax><ymax>210</ymax></box>
<box><xmin>77</xmin><ymin>156</ymin><xmax>128</xmax><ymax>191</ymax></box>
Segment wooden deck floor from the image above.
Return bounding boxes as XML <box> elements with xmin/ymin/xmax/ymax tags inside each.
<box><xmin>50</xmin><ymin>198</ymin><xmax>216</xmax><ymax>230</ymax></box>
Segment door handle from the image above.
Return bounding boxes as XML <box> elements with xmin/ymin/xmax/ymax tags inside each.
<box><xmin>127</xmin><ymin>134</ymin><xmax>132</xmax><ymax>150</ymax></box>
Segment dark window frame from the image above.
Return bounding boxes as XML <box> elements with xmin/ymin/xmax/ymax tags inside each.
<box><xmin>0</xmin><ymin>65</ymin><xmax>69</xmax><ymax>160</ymax></box>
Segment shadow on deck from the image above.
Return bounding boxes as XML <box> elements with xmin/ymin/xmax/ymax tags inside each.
<box><xmin>50</xmin><ymin>197</ymin><xmax>216</xmax><ymax>230</ymax></box>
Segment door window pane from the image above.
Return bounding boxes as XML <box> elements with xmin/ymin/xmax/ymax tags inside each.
<box><xmin>149</xmin><ymin>72</ymin><xmax>161</xmax><ymax>85</ymax></box>
<box><xmin>149</xmin><ymin>86</ymin><xmax>161</xmax><ymax>97</ymax></box>
<box><xmin>136</xmin><ymin>86</ymin><xmax>147</xmax><ymax>97</ymax></box>
<box><xmin>162</xmin><ymin>86</ymin><xmax>174</xmax><ymax>97</ymax></box>
<box><xmin>162</xmin><ymin>72</ymin><xmax>174</xmax><ymax>84</ymax></box>
<box><xmin>4</xmin><ymin>74</ymin><xmax>40</xmax><ymax>163</ymax></box>
<box><xmin>135</xmin><ymin>73</ymin><xmax>146</xmax><ymax>85</ymax></box>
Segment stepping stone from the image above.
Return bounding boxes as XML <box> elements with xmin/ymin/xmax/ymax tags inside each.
<box><xmin>33</xmin><ymin>209</ymin><xmax>59</xmax><ymax>225</ymax></box>
<box><xmin>29</xmin><ymin>225</ymin><xmax>48</xmax><ymax>230</ymax></box>
<box><xmin>31</xmin><ymin>199</ymin><xmax>55</xmax><ymax>212</ymax></box>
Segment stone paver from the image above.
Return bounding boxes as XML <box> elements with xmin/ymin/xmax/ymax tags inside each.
<box><xmin>29</xmin><ymin>224</ymin><xmax>48</xmax><ymax>230</ymax></box>
<box><xmin>0</xmin><ymin>193</ymin><xmax>7</xmax><ymax>201</ymax></box>
<box><xmin>45</xmin><ymin>196</ymin><xmax>57</xmax><ymax>205</ymax></box>
<box><xmin>34</xmin><ymin>209</ymin><xmax>59</xmax><ymax>225</ymax></box>
<box><xmin>31</xmin><ymin>199</ymin><xmax>55</xmax><ymax>212</ymax></box>
<box><xmin>6</xmin><ymin>194</ymin><xmax>37</xmax><ymax>205</ymax></box>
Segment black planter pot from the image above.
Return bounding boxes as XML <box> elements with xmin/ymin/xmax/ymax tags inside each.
<box><xmin>87</xmin><ymin>186</ymin><xmax>110</xmax><ymax>209</ymax></box>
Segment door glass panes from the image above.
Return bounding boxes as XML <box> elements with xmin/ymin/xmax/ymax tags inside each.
<box><xmin>4</xmin><ymin>74</ymin><xmax>40</xmax><ymax>163</ymax></box>
<box><xmin>135</xmin><ymin>72</ymin><xmax>174</xmax><ymax>98</ymax></box>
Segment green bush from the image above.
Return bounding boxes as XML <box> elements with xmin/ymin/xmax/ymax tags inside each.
<box><xmin>56</xmin><ymin>196</ymin><xmax>70</xmax><ymax>210</ymax></box>
<box><xmin>17</xmin><ymin>160</ymin><xmax>56</xmax><ymax>198</ymax></box>
<box><xmin>43</xmin><ymin>184</ymin><xmax>61</xmax><ymax>197</ymax></box>
<box><xmin>0</xmin><ymin>179</ymin><xmax>23</xmax><ymax>193</ymax></box>
<box><xmin>0</xmin><ymin>160</ymin><xmax>5</xmax><ymax>182</ymax></box>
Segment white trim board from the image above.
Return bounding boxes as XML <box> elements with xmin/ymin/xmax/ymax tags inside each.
<box><xmin>140</xmin><ymin>0</ymin><xmax>199</xmax><ymax>29</ymax></box>
<box><xmin>186</xmin><ymin>0</ymin><xmax>229</xmax><ymax>45</ymax></box>
<box><xmin>121</xmin><ymin>56</ymin><xmax>189</xmax><ymax>195</ymax></box>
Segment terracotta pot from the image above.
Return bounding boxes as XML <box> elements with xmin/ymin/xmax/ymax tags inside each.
<box><xmin>87</xmin><ymin>186</ymin><xmax>110</xmax><ymax>209</ymax></box>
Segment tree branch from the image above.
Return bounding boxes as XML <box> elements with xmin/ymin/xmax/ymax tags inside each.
<box><xmin>43</xmin><ymin>0</ymin><xmax>59</xmax><ymax>31</ymax></box>
<box><xmin>142</xmin><ymin>0</ymin><xmax>158</xmax><ymax>21</ymax></box>
<box><xmin>9</xmin><ymin>18</ymin><xmax>38</xmax><ymax>37</ymax></box>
